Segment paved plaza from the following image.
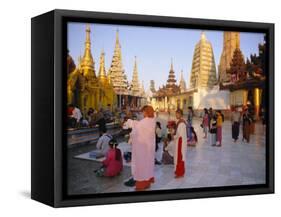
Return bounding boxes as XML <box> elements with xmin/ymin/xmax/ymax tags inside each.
<box><xmin>67</xmin><ymin>113</ymin><xmax>266</xmax><ymax>195</ymax></box>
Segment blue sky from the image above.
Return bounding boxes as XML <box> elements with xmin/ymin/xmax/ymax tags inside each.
<box><xmin>67</xmin><ymin>22</ymin><xmax>265</xmax><ymax>90</ymax></box>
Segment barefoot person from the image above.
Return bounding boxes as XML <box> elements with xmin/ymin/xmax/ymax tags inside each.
<box><xmin>216</xmin><ymin>110</ymin><xmax>224</xmax><ymax>147</ymax></box>
<box><xmin>174</xmin><ymin>109</ymin><xmax>187</xmax><ymax>178</ymax></box>
<box><xmin>123</xmin><ymin>105</ymin><xmax>156</xmax><ymax>190</ymax></box>
<box><xmin>202</xmin><ymin>108</ymin><xmax>209</xmax><ymax>139</ymax></box>
<box><xmin>231</xmin><ymin>106</ymin><xmax>241</xmax><ymax>142</ymax></box>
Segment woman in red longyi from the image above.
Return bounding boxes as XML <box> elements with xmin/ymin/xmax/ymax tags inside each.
<box><xmin>174</xmin><ymin>109</ymin><xmax>187</xmax><ymax>178</ymax></box>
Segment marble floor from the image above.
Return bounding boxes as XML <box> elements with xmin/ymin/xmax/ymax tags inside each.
<box><xmin>67</xmin><ymin>114</ymin><xmax>266</xmax><ymax>195</ymax></box>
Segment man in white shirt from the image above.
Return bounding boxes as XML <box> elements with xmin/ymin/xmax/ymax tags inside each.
<box><xmin>72</xmin><ymin>106</ymin><xmax>82</xmax><ymax>128</ymax></box>
<box><xmin>93</xmin><ymin>129</ymin><xmax>113</xmax><ymax>158</ymax></box>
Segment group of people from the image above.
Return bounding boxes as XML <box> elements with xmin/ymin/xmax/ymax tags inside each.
<box><xmin>67</xmin><ymin>104</ymin><xmax>114</xmax><ymax>131</ymax></box>
<box><xmin>121</xmin><ymin>107</ymin><xmax>191</xmax><ymax>190</ymax></box>
<box><xmin>201</xmin><ymin>106</ymin><xmax>255</xmax><ymax>146</ymax></box>
<box><xmin>90</xmin><ymin>104</ymin><xmax>258</xmax><ymax>191</ymax></box>
<box><xmin>231</xmin><ymin>106</ymin><xmax>255</xmax><ymax>143</ymax></box>
<box><xmin>201</xmin><ymin>108</ymin><xmax>224</xmax><ymax>147</ymax></box>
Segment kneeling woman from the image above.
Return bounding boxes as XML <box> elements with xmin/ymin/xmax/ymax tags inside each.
<box><xmin>162</xmin><ymin>134</ymin><xmax>174</xmax><ymax>165</ymax></box>
<box><xmin>95</xmin><ymin>139</ymin><xmax>123</xmax><ymax>177</ymax></box>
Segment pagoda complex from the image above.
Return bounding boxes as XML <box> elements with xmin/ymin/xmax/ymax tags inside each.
<box><xmin>151</xmin><ymin>32</ymin><xmax>229</xmax><ymax>113</ymax></box>
<box><xmin>67</xmin><ymin>25</ymin><xmax>116</xmax><ymax>112</ymax></box>
<box><xmin>218</xmin><ymin>32</ymin><xmax>240</xmax><ymax>83</ymax></box>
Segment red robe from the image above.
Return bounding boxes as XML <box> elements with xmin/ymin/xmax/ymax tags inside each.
<box><xmin>174</xmin><ymin>120</ymin><xmax>187</xmax><ymax>177</ymax></box>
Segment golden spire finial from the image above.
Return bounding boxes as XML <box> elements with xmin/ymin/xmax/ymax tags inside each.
<box><xmin>134</xmin><ymin>55</ymin><xmax>137</xmax><ymax>67</ymax></box>
<box><xmin>116</xmin><ymin>28</ymin><xmax>120</xmax><ymax>44</ymax></box>
<box><xmin>98</xmin><ymin>49</ymin><xmax>107</xmax><ymax>82</ymax></box>
<box><xmin>201</xmin><ymin>31</ymin><xmax>206</xmax><ymax>41</ymax></box>
<box><xmin>170</xmin><ymin>58</ymin><xmax>174</xmax><ymax>71</ymax></box>
<box><xmin>81</xmin><ymin>24</ymin><xmax>95</xmax><ymax>75</ymax></box>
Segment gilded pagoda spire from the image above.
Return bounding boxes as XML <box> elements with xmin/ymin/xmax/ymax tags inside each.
<box><xmin>108</xmin><ymin>29</ymin><xmax>128</xmax><ymax>95</ymax></box>
<box><xmin>130</xmin><ymin>56</ymin><xmax>140</xmax><ymax>96</ymax></box>
<box><xmin>81</xmin><ymin>24</ymin><xmax>95</xmax><ymax>77</ymax></box>
<box><xmin>98</xmin><ymin>49</ymin><xmax>107</xmax><ymax>85</ymax></box>
<box><xmin>190</xmin><ymin>31</ymin><xmax>217</xmax><ymax>89</ymax></box>
<box><xmin>179</xmin><ymin>70</ymin><xmax>187</xmax><ymax>93</ymax></box>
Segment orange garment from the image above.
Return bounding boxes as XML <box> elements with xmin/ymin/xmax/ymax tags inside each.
<box><xmin>217</xmin><ymin>114</ymin><xmax>223</xmax><ymax>127</ymax></box>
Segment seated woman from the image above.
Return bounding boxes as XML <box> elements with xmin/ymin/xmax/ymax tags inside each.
<box><xmin>162</xmin><ymin>134</ymin><xmax>174</xmax><ymax>165</ymax></box>
<box><xmin>95</xmin><ymin>139</ymin><xmax>123</xmax><ymax>177</ymax></box>
<box><xmin>187</xmin><ymin>126</ymin><xmax>198</xmax><ymax>146</ymax></box>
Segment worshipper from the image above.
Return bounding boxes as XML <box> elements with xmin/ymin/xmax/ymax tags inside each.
<box><xmin>95</xmin><ymin>139</ymin><xmax>123</xmax><ymax>177</ymax></box>
<box><xmin>186</xmin><ymin>106</ymin><xmax>193</xmax><ymax>141</ymax></box>
<box><xmin>81</xmin><ymin>117</ymin><xmax>89</xmax><ymax>128</ymax></box>
<box><xmin>91</xmin><ymin>128</ymin><xmax>112</xmax><ymax>158</ymax></box>
<box><xmin>155</xmin><ymin>121</ymin><xmax>163</xmax><ymax>165</ymax></box>
<box><xmin>123</xmin><ymin>105</ymin><xmax>156</xmax><ymax>190</ymax></box>
<box><xmin>167</xmin><ymin>121</ymin><xmax>177</xmax><ymax>136</ymax></box>
<box><xmin>208</xmin><ymin>107</ymin><xmax>213</xmax><ymax>131</ymax></box>
<box><xmin>202</xmin><ymin>108</ymin><xmax>209</xmax><ymax>139</ymax></box>
<box><xmin>72</xmin><ymin>105</ymin><xmax>82</xmax><ymax>128</ymax></box>
<box><xmin>209</xmin><ymin>114</ymin><xmax>217</xmax><ymax>147</ymax></box>
<box><xmin>231</xmin><ymin>106</ymin><xmax>241</xmax><ymax>142</ymax></box>
<box><xmin>155</xmin><ymin>122</ymin><xmax>162</xmax><ymax>151</ymax></box>
<box><xmin>67</xmin><ymin>104</ymin><xmax>76</xmax><ymax>128</ymax></box>
<box><xmin>174</xmin><ymin>109</ymin><xmax>187</xmax><ymax>178</ymax></box>
<box><xmin>87</xmin><ymin>108</ymin><xmax>97</xmax><ymax>127</ymax></box>
<box><xmin>242</xmin><ymin>109</ymin><xmax>252</xmax><ymax>143</ymax></box>
<box><xmin>216</xmin><ymin>110</ymin><xmax>224</xmax><ymax>147</ymax></box>
<box><xmin>187</xmin><ymin>126</ymin><xmax>198</xmax><ymax>146</ymax></box>
<box><xmin>162</xmin><ymin>134</ymin><xmax>174</xmax><ymax>165</ymax></box>
<box><xmin>104</xmin><ymin>104</ymin><xmax>113</xmax><ymax>122</ymax></box>
<box><xmin>96</xmin><ymin>109</ymin><xmax>107</xmax><ymax>136</ymax></box>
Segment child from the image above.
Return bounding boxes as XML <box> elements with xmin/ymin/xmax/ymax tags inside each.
<box><xmin>162</xmin><ymin>134</ymin><xmax>174</xmax><ymax>165</ymax></box>
<box><xmin>95</xmin><ymin>139</ymin><xmax>123</xmax><ymax>177</ymax></box>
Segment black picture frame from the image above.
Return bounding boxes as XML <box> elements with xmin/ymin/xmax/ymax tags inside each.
<box><xmin>31</xmin><ymin>9</ymin><xmax>274</xmax><ymax>207</ymax></box>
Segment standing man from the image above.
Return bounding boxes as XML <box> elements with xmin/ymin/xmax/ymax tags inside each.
<box><xmin>174</xmin><ymin>109</ymin><xmax>187</xmax><ymax>178</ymax></box>
<box><xmin>186</xmin><ymin>106</ymin><xmax>193</xmax><ymax>141</ymax></box>
<box><xmin>123</xmin><ymin>105</ymin><xmax>156</xmax><ymax>190</ymax></box>
<box><xmin>231</xmin><ymin>106</ymin><xmax>241</xmax><ymax>142</ymax></box>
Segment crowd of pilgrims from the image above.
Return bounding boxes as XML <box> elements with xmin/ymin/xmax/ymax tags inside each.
<box><xmin>67</xmin><ymin>103</ymin><xmax>263</xmax><ymax>191</ymax></box>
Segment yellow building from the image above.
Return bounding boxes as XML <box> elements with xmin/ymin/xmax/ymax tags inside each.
<box><xmin>67</xmin><ymin>25</ymin><xmax>116</xmax><ymax>113</ymax></box>
<box><xmin>218</xmin><ymin>32</ymin><xmax>240</xmax><ymax>83</ymax></box>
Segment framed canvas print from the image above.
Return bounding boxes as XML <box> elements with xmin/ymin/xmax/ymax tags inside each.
<box><xmin>31</xmin><ymin>9</ymin><xmax>274</xmax><ymax>207</ymax></box>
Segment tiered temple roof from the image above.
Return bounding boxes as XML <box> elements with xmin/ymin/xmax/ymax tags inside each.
<box><xmin>155</xmin><ymin>60</ymin><xmax>181</xmax><ymax>97</ymax></box>
<box><xmin>228</xmin><ymin>48</ymin><xmax>247</xmax><ymax>82</ymax></box>
<box><xmin>107</xmin><ymin>30</ymin><xmax>128</xmax><ymax>95</ymax></box>
<box><xmin>166</xmin><ymin>59</ymin><xmax>177</xmax><ymax>88</ymax></box>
